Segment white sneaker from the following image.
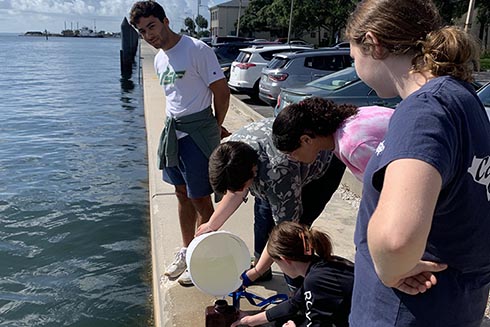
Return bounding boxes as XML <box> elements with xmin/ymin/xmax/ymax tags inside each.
<box><xmin>178</xmin><ymin>268</ymin><xmax>193</xmax><ymax>286</ymax></box>
<box><xmin>164</xmin><ymin>248</ymin><xmax>187</xmax><ymax>278</ymax></box>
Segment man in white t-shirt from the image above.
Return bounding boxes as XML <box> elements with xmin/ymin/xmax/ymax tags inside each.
<box><xmin>130</xmin><ymin>1</ymin><xmax>230</xmax><ymax>286</ymax></box>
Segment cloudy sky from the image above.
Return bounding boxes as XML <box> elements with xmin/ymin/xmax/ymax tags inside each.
<box><xmin>0</xmin><ymin>0</ymin><xmax>227</xmax><ymax>34</ymax></box>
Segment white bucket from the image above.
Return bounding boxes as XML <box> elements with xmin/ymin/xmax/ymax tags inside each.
<box><xmin>186</xmin><ymin>231</ymin><xmax>250</xmax><ymax>297</ymax></box>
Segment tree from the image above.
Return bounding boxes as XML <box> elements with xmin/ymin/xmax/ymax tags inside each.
<box><xmin>433</xmin><ymin>0</ymin><xmax>468</xmax><ymax>24</ymax></box>
<box><xmin>184</xmin><ymin>17</ymin><xmax>196</xmax><ymax>36</ymax></box>
<box><xmin>240</xmin><ymin>0</ymin><xmax>277</xmax><ymax>37</ymax></box>
<box><xmin>240</xmin><ymin>0</ymin><xmax>357</xmax><ymax>43</ymax></box>
<box><xmin>195</xmin><ymin>15</ymin><xmax>208</xmax><ymax>30</ymax></box>
<box><xmin>475</xmin><ymin>0</ymin><xmax>490</xmax><ymax>52</ymax></box>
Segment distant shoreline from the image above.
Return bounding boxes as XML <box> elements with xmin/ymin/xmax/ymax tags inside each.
<box><xmin>21</xmin><ymin>31</ymin><xmax>120</xmax><ymax>38</ymax></box>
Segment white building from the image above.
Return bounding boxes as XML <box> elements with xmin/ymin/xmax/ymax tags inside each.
<box><xmin>209</xmin><ymin>0</ymin><xmax>250</xmax><ymax>37</ymax></box>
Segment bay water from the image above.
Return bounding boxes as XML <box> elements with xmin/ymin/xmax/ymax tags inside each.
<box><xmin>0</xmin><ymin>34</ymin><xmax>151</xmax><ymax>326</ymax></box>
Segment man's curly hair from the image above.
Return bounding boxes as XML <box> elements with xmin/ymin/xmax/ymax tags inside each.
<box><xmin>272</xmin><ymin>97</ymin><xmax>358</xmax><ymax>152</ymax></box>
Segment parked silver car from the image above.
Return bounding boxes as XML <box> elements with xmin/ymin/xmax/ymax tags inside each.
<box><xmin>259</xmin><ymin>48</ymin><xmax>352</xmax><ymax>106</ymax></box>
<box><xmin>273</xmin><ymin>66</ymin><xmax>401</xmax><ymax>116</ymax></box>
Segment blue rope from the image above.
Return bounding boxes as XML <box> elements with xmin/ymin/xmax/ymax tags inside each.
<box><xmin>230</xmin><ymin>272</ymin><xmax>288</xmax><ymax>309</ymax></box>
<box><xmin>231</xmin><ymin>288</ymin><xmax>288</xmax><ymax>308</ymax></box>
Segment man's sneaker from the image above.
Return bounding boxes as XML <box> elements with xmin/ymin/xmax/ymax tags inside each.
<box><xmin>178</xmin><ymin>269</ymin><xmax>193</xmax><ymax>286</ymax></box>
<box><xmin>164</xmin><ymin>248</ymin><xmax>187</xmax><ymax>278</ymax></box>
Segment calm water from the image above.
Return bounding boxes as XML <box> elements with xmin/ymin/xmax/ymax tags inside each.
<box><xmin>0</xmin><ymin>34</ymin><xmax>151</xmax><ymax>326</ymax></box>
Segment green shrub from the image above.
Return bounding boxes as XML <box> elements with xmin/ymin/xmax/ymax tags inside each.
<box><xmin>481</xmin><ymin>54</ymin><xmax>490</xmax><ymax>71</ymax></box>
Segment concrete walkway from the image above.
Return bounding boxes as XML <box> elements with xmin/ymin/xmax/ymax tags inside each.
<box><xmin>140</xmin><ymin>41</ymin><xmax>490</xmax><ymax>326</ymax></box>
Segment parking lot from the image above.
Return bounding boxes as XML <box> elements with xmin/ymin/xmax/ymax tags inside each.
<box><xmin>232</xmin><ymin>92</ymin><xmax>274</xmax><ymax>118</ymax></box>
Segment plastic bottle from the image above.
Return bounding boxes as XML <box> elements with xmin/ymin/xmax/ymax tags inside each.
<box><xmin>205</xmin><ymin>299</ymin><xmax>239</xmax><ymax>327</ymax></box>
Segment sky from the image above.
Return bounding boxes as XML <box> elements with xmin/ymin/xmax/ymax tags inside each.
<box><xmin>0</xmin><ymin>0</ymin><xmax>227</xmax><ymax>34</ymax></box>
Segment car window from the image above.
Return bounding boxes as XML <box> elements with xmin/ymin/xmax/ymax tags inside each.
<box><xmin>478</xmin><ymin>84</ymin><xmax>490</xmax><ymax>106</ymax></box>
<box><xmin>307</xmin><ymin>67</ymin><xmax>359</xmax><ymax>91</ymax></box>
<box><xmin>304</xmin><ymin>55</ymin><xmax>349</xmax><ymax>71</ymax></box>
<box><xmin>268</xmin><ymin>57</ymin><xmax>290</xmax><ymax>69</ymax></box>
<box><xmin>236</xmin><ymin>51</ymin><xmax>251</xmax><ymax>63</ymax></box>
<box><xmin>260</xmin><ymin>49</ymin><xmax>289</xmax><ymax>61</ymax></box>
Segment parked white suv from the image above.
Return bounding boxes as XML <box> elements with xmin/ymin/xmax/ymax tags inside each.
<box><xmin>228</xmin><ymin>45</ymin><xmax>310</xmax><ymax>98</ymax></box>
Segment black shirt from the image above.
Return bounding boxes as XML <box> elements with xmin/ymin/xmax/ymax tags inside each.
<box><xmin>266</xmin><ymin>256</ymin><xmax>354</xmax><ymax>327</ymax></box>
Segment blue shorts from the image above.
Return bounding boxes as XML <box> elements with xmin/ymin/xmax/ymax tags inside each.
<box><xmin>162</xmin><ymin>136</ymin><xmax>214</xmax><ymax>199</ymax></box>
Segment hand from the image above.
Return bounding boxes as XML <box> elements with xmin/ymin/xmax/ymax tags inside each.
<box><xmin>220</xmin><ymin>126</ymin><xmax>231</xmax><ymax>139</ymax></box>
<box><xmin>282</xmin><ymin>320</ymin><xmax>297</xmax><ymax>327</ymax></box>
<box><xmin>388</xmin><ymin>260</ymin><xmax>447</xmax><ymax>295</ymax></box>
<box><xmin>231</xmin><ymin>311</ymin><xmax>267</xmax><ymax>327</ymax></box>
<box><xmin>230</xmin><ymin>311</ymin><xmax>251</xmax><ymax>327</ymax></box>
<box><xmin>195</xmin><ymin>222</ymin><xmax>215</xmax><ymax>237</ymax></box>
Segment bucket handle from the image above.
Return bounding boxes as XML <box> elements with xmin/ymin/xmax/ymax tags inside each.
<box><xmin>230</xmin><ymin>287</ymin><xmax>288</xmax><ymax>310</ymax></box>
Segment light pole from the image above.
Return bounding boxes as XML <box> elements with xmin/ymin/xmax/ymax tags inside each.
<box><xmin>287</xmin><ymin>0</ymin><xmax>294</xmax><ymax>43</ymax></box>
<box><xmin>464</xmin><ymin>0</ymin><xmax>476</xmax><ymax>33</ymax></box>
<box><xmin>197</xmin><ymin>0</ymin><xmax>201</xmax><ymax>34</ymax></box>
<box><xmin>236</xmin><ymin>0</ymin><xmax>242</xmax><ymax>37</ymax></box>
<box><xmin>197</xmin><ymin>0</ymin><xmax>208</xmax><ymax>35</ymax></box>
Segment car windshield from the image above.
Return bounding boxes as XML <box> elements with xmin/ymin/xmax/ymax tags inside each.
<box><xmin>478</xmin><ymin>83</ymin><xmax>490</xmax><ymax>106</ymax></box>
<box><xmin>307</xmin><ymin>67</ymin><xmax>359</xmax><ymax>91</ymax></box>
<box><xmin>268</xmin><ymin>57</ymin><xmax>289</xmax><ymax>69</ymax></box>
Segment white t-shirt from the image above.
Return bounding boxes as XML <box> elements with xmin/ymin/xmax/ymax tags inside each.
<box><xmin>154</xmin><ymin>35</ymin><xmax>224</xmax><ymax>119</ymax></box>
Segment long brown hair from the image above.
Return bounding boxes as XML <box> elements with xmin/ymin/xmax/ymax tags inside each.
<box><xmin>267</xmin><ymin>221</ymin><xmax>333</xmax><ymax>263</ymax></box>
<box><xmin>345</xmin><ymin>0</ymin><xmax>479</xmax><ymax>82</ymax></box>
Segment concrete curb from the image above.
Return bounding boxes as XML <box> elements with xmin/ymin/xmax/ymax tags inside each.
<box><xmin>229</xmin><ymin>94</ymin><xmax>265</xmax><ymax>123</ymax></box>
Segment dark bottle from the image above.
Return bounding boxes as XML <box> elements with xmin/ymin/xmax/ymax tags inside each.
<box><xmin>205</xmin><ymin>299</ymin><xmax>239</xmax><ymax>327</ymax></box>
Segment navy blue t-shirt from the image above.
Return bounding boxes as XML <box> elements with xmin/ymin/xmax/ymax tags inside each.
<box><xmin>350</xmin><ymin>76</ymin><xmax>490</xmax><ymax>327</ymax></box>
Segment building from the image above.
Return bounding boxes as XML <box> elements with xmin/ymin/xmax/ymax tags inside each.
<box><xmin>209</xmin><ymin>0</ymin><xmax>250</xmax><ymax>37</ymax></box>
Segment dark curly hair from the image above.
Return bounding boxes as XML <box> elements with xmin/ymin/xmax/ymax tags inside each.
<box><xmin>129</xmin><ymin>1</ymin><xmax>166</xmax><ymax>27</ymax></box>
<box><xmin>208</xmin><ymin>141</ymin><xmax>258</xmax><ymax>194</ymax></box>
<box><xmin>272</xmin><ymin>97</ymin><xmax>358</xmax><ymax>153</ymax></box>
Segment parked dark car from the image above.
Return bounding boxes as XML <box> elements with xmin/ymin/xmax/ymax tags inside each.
<box><xmin>274</xmin><ymin>38</ymin><xmax>313</xmax><ymax>47</ymax></box>
<box><xmin>331</xmin><ymin>41</ymin><xmax>350</xmax><ymax>48</ymax></box>
<box><xmin>213</xmin><ymin>36</ymin><xmax>253</xmax><ymax>45</ymax></box>
<box><xmin>274</xmin><ymin>66</ymin><xmax>401</xmax><ymax>116</ymax></box>
<box><xmin>200</xmin><ymin>37</ymin><xmax>212</xmax><ymax>46</ymax></box>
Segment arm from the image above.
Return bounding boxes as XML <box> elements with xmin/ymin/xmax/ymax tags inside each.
<box><xmin>231</xmin><ymin>311</ymin><xmax>268</xmax><ymax>327</ymax></box>
<box><xmin>195</xmin><ymin>188</ymin><xmax>247</xmax><ymax>236</ymax></box>
<box><xmin>367</xmin><ymin>158</ymin><xmax>447</xmax><ymax>289</ymax></box>
<box><xmin>245</xmin><ymin>248</ymin><xmax>274</xmax><ymax>282</ymax></box>
<box><xmin>209</xmin><ymin>78</ymin><xmax>230</xmax><ymax>127</ymax></box>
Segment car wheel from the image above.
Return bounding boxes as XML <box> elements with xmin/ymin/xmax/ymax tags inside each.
<box><xmin>250</xmin><ymin>80</ymin><xmax>260</xmax><ymax>100</ymax></box>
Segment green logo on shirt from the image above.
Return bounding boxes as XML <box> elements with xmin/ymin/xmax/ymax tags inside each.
<box><xmin>158</xmin><ymin>67</ymin><xmax>185</xmax><ymax>85</ymax></box>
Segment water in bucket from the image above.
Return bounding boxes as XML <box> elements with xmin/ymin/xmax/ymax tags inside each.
<box><xmin>187</xmin><ymin>231</ymin><xmax>250</xmax><ymax>297</ymax></box>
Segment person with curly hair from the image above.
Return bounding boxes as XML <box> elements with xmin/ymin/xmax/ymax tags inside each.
<box><xmin>196</xmin><ymin>118</ymin><xmax>346</xmax><ymax>291</ymax></box>
<box><xmin>346</xmin><ymin>0</ymin><xmax>490</xmax><ymax>325</ymax></box>
<box><xmin>273</xmin><ymin>97</ymin><xmax>393</xmax><ymax>181</ymax></box>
